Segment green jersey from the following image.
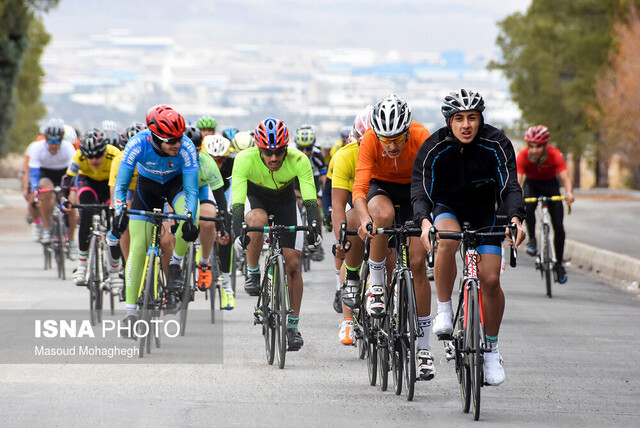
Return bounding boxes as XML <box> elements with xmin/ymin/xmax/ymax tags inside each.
<box><xmin>199</xmin><ymin>150</ymin><xmax>224</xmax><ymax>191</ymax></box>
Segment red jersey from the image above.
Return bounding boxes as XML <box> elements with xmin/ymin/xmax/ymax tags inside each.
<box><xmin>517</xmin><ymin>145</ymin><xmax>567</xmax><ymax>181</ymax></box>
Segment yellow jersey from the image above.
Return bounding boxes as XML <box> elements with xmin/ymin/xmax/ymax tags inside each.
<box><xmin>67</xmin><ymin>145</ymin><xmax>121</xmax><ymax>182</ymax></box>
<box><xmin>108</xmin><ymin>150</ymin><xmax>138</xmax><ymax>191</ymax></box>
<box><xmin>330</xmin><ymin>142</ymin><xmax>359</xmax><ymax>193</ymax></box>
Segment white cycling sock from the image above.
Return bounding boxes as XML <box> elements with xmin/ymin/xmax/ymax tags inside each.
<box><xmin>170</xmin><ymin>252</ymin><xmax>183</xmax><ymax>265</ymax></box>
<box><xmin>368</xmin><ymin>258</ymin><xmax>385</xmax><ymax>286</ymax></box>
<box><xmin>417</xmin><ymin>316</ymin><xmax>432</xmax><ymax>350</ymax></box>
<box><xmin>437</xmin><ymin>299</ymin><xmax>452</xmax><ymax>315</ymax></box>
<box><xmin>222</xmin><ymin>272</ymin><xmax>232</xmax><ymax>290</ymax></box>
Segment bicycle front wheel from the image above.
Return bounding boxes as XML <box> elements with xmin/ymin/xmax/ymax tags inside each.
<box><xmin>138</xmin><ymin>253</ymin><xmax>156</xmax><ymax>358</ymax></box>
<box><xmin>262</xmin><ymin>271</ymin><xmax>275</xmax><ymax>366</ymax></box>
<box><xmin>543</xmin><ymin>224</ymin><xmax>552</xmax><ymax>298</ymax></box>
<box><xmin>87</xmin><ymin>236</ymin><xmax>100</xmax><ymax>326</ymax></box>
<box><xmin>275</xmin><ymin>257</ymin><xmax>288</xmax><ymax>369</ymax></box>
<box><xmin>402</xmin><ymin>271</ymin><xmax>417</xmax><ymax>401</ymax></box>
<box><xmin>468</xmin><ymin>286</ymin><xmax>482</xmax><ymax>421</ymax></box>
<box><xmin>180</xmin><ymin>244</ymin><xmax>195</xmax><ymax>336</ymax></box>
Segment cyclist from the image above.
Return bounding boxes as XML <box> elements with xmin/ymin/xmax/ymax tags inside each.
<box><xmin>353</xmin><ymin>94</ymin><xmax>435</xmax><ymax>380</ymax></box>
<box><xmin>330</xmin><ymin>126</ymin><xmax>351</xmax><ymax>160</ymax></box>
<box><xmin>109</xmin><ymin>105</ymin><xmax>200</xmax><ymax>328</ymax></box>
<box><xmin>517</xmin><ymin>125</ymin><xmax>574</xmax><ymax>283</ymax></box>
<box><xmin>222</xmin><ymin>126</ymin><xmax>239</xmax><ymax>146</ymax></box>
<box><xmin>197</xmin><ymin>115</ymin><xmax>217</xmax><ymax>138</ymax></box>
<box><xmin>295</xmin><ymin>124</ymin><xmax>327</xmax><ymax>262</ymax></box>
<box><xmin>101</xmin><ymin>120</ymin><xmax>120</xmax><ymax>148</ymax></box>
<box><xmin>23</xmin><ymin>118</ymin><xmax>78</xmax><ymax>252</ymax></box>
<box><xmin>196</xmin><ymin>132</ymin><xmax>234</xmax><ymax>309</ymax></box>
<box><xmin>412</xmin><ymin>89</ymin><xmax>526</xmax><ymax>386</ymax></box>
<box><xmin>330</xmin><ymin>104</ymin><xmax>372</xmax><ymax>344</ymax></box>
<box><xmin>231</xmin><ymin>118</ymin><xmax>321</xmax><ymax>351</ymax></box>
<box><xmin>59</xmin><ymin>129</ymin><xmax>123</xmax><ymax>288</ymax></box>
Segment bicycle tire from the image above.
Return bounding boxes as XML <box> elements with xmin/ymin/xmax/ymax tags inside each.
<box><xmin>263</xmin><ymin>269</ymin><xmax>275</xmax><ymax>366</ymax></box>
<box><xmin>402</xmin><ymin>270</ymin><xmax>417</xmax><ymax>401</ymax></box>
<box><xmin>543</xmin><ymin>224</ymin><xmax>552</xmax><ymax>298</ymax></box>
<box><xmin>180</xmin><ymin>244</ymin><xmax>195</xmax><ymax>336</ymax></box>
<box><xmin>57</xmin><ymin>218</ymin><xmax>66</xmax><ymax>280</ymax></box>
<box><xmin>468</xmin><ymin>287</ymin><xmax>482</xmax><ymax>421</ymax></box>
<box><xmin>356</xmin><ymin>309</ymin><xmax>366</xmax><ymax>360</ymax></box>
<box><xmin>275</xmin><ymin>256</ymin><xmax>288</xmax><ymax>369</ymax></box>
<box><xmin>230</xmin><ymin>246</ymin><xmax>238</xmax><ymax>294</ymax></box>
<box><xmin>458</xmin><ymin>280</ymin><xmax>471</xmax><ymax>413</ymax></box>
<box><xmin>367</xmin><ymin>334</ymin><xmax>378</xmax><ymax>386</ymax></box>
<box><xmin>358</xmin><ymin>262</ymin><xmax>370</xmax><ymax>361</ymax></box>
<box><xmin>87</xmin><ymin>235</ymin><xmax>99</xmax><ymax>326</ymax></box>
<box><xmin>138</xmin><ymin>253</ymin><xmax>156</xmax><ymax>358</ymax></box>
<box><xmin>378</xmin><ymin>321</ymin><xmax>389</xmax><ymax>391</ymax></box>
<box><xmin>392</xmin><ymin>280</ymin><xmax>404</xmax><ymax>396</ymax></box>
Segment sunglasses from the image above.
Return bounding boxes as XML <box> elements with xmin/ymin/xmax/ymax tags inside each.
<box><xmin>377</xmin><ymin>132</ymin><xmax>407</xmax><ymax>144</ymax></box>
<box><xmin>46</xmin><ymin>139</ymin><xmax>62</xmax><ymax>145</ymax></box>
<box><xmin>85</xmin><ymin>153</ymin><xmax>104</xmax><ymax>160</ymax></box>
<box><xmin>300</xmin><ymin>146</ymin><xmax>314</xmax><ymax>152</ymax></box>
<box><xmin>153</xmin><ymin>133</ymin><xmax>182</xmax><ymax>146</ymax></box>
<box><xmin>260</xmin><ymin>147</ymin><xmax>287</xmax><ymax>157</ymax></box>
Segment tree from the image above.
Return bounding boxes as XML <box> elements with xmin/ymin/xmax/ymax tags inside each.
<box><xmin>594</xmin><ymin>5</ymin><xmax>640</xmax><ymax>188</ymax></box>
<box><xmin>0</xmin><ymin>0</ymin><xmax>58</xmax><ymax>157</ymax></box>
<box><xmin>489</xmin><ymin>0</ymin><xmax>635</xmax><ymax>186</ymax></box>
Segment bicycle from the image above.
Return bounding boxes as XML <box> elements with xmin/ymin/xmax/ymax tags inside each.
<box><xmin>36</xmin><ymin>187</ymin><xmax>70</xmax><ymax>279</ymax></box>
<box><xmin>178</xmin><ymin>213</ymin><xmax>227</xmax><ymax>333</ymax></box>
<box><xmin>241</xmin><ymin>217</ymin><xmax>314</xmax><ymax>369</ymax></box>
<box><xmin>523</xmin><ymin>195</ymin><xmax>569</xmax><ymax>298</ymax></box>
<box><xmin>429</xmin><ymin>222</ymin><xmax>517</xmax><ymax>421</ymax></box>
<box><xmin>72</xmin><ymin>203</ymin><xmax>115</xmax><ymax>326</ymax></box>
<box><xmin>124</xmin><ymin>207</ymin><xmax>192</xmax><ymax>358</ymax></box>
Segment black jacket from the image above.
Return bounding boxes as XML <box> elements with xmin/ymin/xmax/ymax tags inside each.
<box><xmin>411</xmin><ymin>124</ymin><xmax>525</xmax><ymax>223</ymax></box>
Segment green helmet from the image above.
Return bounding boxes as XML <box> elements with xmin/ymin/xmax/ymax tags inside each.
<box><xmin>196</xmin><ymin>115</ymin><xmax>217</xmax><ymax>130</ymax></box>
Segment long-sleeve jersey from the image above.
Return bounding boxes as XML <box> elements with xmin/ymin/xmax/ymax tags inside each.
<box><xmin>114</xmin><ymin>130</ymin><xmax>199</xmax><ymax>216</ymax></box>
<box><xmin>411</xmin><ymin>124</ymin><xmax>525</xmax><ymax>223</ymax></box>
<box><xmin>231</xmin><ymin>146</ymin><xmax>318</xmax><ymax>238</ymax></box>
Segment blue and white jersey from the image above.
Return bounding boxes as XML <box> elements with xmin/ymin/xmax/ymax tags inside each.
<box><xmin>115</xmin><ymin>130</ymin><xmax>199</xmax><ymax>215</ymax></box>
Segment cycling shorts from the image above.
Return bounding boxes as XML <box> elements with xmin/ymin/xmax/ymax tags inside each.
<box><xmin>432</xmin><ymin>203</ymin><xmax>503</xmax><ymax>255</ymax></box>
<box><xmin>76</xmin><ymin>175</ymin><xmax>110</xmax><ymax>203</ymax></box>
<box><xmin>130</xmin><ymin>175</ymin><xmax>184</xmax><ymax>221</ymax></box>
<box><xmin>367</xmin><ymin>179</ymin><xmax>413</xmax><ymax>225</ymax></box>
<box><xmin>39</xmin><ymin>167</ymin><xmax>66</xmax><ymax>187</ymax></box>
<box><xmin>246</xmin><ymin>186</ymin><xmax>303</xmax><ymax>251</ymax></box>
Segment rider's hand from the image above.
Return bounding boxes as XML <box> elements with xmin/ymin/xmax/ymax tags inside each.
<box><xmin>235</xmin><ymin>235</ymin><xmax>250</xmax><ymax>252</ymax></box>
<box><xmin>113</xmin><ymin>208</ymin><xmax>129</xmax><ymax>236</ymax></box>
<box><xmin>507</xmin><ymin>218</ymin><xmax>526</xmax><ymax>249</ymax></box>
<box><xmin>419</xmin><ymin>218</ymin><xmax>433</xmax><ymax>253</ymax></box>
<box><xmin>308</xmin><ymin>227</ymin><xmax>323</xmax><ymax>250</ymax></box>
<box><xmin>565</xmin><ymin>192</ymin><xmax>575</xmax><ymax>206</ymax></box>
<box><xmin>181</xmin><ymin>218</ymin><xmax>199</xmax><ymax>242</ymax></box>
<box><xmin>59</xmin><ymin>198</ymin><xmax>72</xmax><ymax>213</ymax></box>
<box><xmin>217</xmin><ymin>232</ymin><xmax>230</xmax><ymax>245</ymax></box>
<box><xmin>106</xmin><ymin>230</ymin><xmax>120</xmax><ymax>247</ymax></box>
<box><xmin>332</xmin><ymin>240</ymin><xmax>351</xmax><ymax>260</ymax></box>
<box><xmin>357</xmin><ymin>220</ymin><xmax>375</xmax><ymax>241</ymax></box>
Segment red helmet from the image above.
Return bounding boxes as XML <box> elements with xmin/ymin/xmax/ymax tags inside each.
<box><xmin>254</xmin><ymin>118</ymin><xmax>289</xmax><ymax>149</ymax></box>
<box><xmin>145</xmin><ymin>105</ymin><xmax>185</xmax><ymax>139</ymax></box>
<box><xmin>524</xmin><ymin>125</ymin><xmax>550</xmax><ymax>145</ymax></box>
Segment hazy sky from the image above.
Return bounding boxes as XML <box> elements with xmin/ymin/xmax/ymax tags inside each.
<box><xmin>42</xmin><ymin>0</ymin><xmax>532</xmax><ymax>57</ymax></box>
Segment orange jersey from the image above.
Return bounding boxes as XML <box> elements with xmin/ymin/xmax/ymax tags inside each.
<box><xmin>352</xmin><ymin>121</ymin><xmax>430</xmax><ymax>201</ymax></box>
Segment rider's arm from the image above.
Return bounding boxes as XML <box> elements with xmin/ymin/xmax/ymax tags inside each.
<box><xmin>517</xmin><ymin>172</ymin><xmax>525</xmax><ymax>188</ymax></box>
<box><xmin>60</xmin><ymin>150</ymin><xmax>82</xmax><ymax>200</ymax></box>
<box><xmin>410</xmin><ymin>134</ymin><xmax>436</xmax><ymax>226</ymax></box>
<box><xmin>497</xmin><ymin>134</ymin><xmax>526</xmax><ymax>223</ymax></box>
<box><xmin>114</xmin><ymin>145</ymin><xmax>137</xmax><ymax>208</ymax></box>
<box><xmin>230</xmin><ymin>151</ymin><xmax>249</xmax><ymax>239</ymax></box>
<box><xmin>557</xmin><ymin>169</ymin><xmax>574</xmax><ymax>204</ymax></box>
<box><xmin>296</xmin><ymin>151</ymin><xmax>321</xmax><ymax>228</ymax></box>
<box><xmin>331</xmin><ymin>187</ymin><xmax>349</xmax><ymax>241</ymax></box>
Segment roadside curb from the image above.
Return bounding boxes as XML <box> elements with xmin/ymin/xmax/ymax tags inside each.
<box><xmin>565</xmin><ymin>239</ymin><xmax>640</xmax><ymax>294</ymax></box>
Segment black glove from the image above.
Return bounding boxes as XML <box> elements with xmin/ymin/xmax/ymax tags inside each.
<box><xmin>323</xmin><ymin>213</ymin><xmax>332</xmax><ymax>232</ymax></box>
<box><xmin>111</xmin><ymin>209</ymin><xmax>129</xmax><ymax>239</ymax></box>
<box><xmin>181</xmin><ymin>218</ymin><xmax>199</xmax><ymax>242</ymax></box>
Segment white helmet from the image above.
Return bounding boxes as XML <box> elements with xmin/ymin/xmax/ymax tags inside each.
<box><xmin>232</xmin><ymin>131</ymin><xmax>254</xmax><ymax>152</ymax></box>
<box><xmin>204</xmin><ymin>134</ymin><xmax>232</xmax><ymax>157</ymax></box>
<box><xmin>62</xmin><ymin>125</ymin><xmax>77</xmax><ymax>145</ymax></box>
<box><xmin>370</xmin><ymin>94</ymin><xmax>412</xmax><ymax>138</ymax></box>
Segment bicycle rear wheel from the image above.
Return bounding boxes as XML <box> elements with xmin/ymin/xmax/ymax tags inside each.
<box><xmin>180</xmin><ymin>244</ymin><xmax>195</xmax><ymax>336</ymax></box>
<box><xmin>468</xmin><ymin>287</ymin><xmax>482</xmax><ymax>421</ymax></box>
<box><xmin>402</xmin><ymin>271</ymin><xmax>417</xmax><ymax>401</ymax></box>
<box><xmin>88</xmin><ymin>236</ymin><xmax>99</xmax><ymax>326</ymax></box>
<box><xmin>275</xmin><ymin>257</ymin><xmax>288</xmax><ymax>369</ymax></box>
<box><xmin>367</xmin><ymin>332</ymin><xmax>378</xmax><ymax>386</ymax></box>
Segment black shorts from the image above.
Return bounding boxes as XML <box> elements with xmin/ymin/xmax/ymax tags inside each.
<box><xmin>76</xmin><ymin>175</ymin><xmax>110</xmax><ymax>203</ymax></box>
<box><xmin>131</xmin><ymin>175</ymin><xmax>183</xmax><ymax>219</ymax></box>
<box><xmin>39</xmin><ymin>167</ymin><xmax>66</xmax><ymax>187</ymax></box>
<box><xmin>246</xmin><ymin>184</ymin><xmax>302</xmax><ymax>250</ymax></box>
<box><xmin>367</xmin><ymin>179</ymin><xmax>413</xmax><ymax>225</ymax></box>
<box><xmin>432</xmin><ymin>203</ymin><xmax>503</xmax><ymax>255</ymax></box>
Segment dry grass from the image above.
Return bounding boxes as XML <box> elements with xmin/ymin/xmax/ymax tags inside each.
<box><xmin>0</xmin><ymin>154</ymin><xmax>23</xmax><ymax>178</ymax></box>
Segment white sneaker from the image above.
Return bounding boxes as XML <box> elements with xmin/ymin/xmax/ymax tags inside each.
<box><xmin>365</xmin><ymin>285</ymin><xmax>385</xmax><ymax>319</ymax></box>
<box><xmin>40</xmin><ymin>229</ymin><xmax>52</xmax><ymax>245</ymax></box>
<box><xmin>74</xmin><ymin>265</ymin><xmax>87</xmax><ymax>286</ymax></box>
<box><xmin>108</xmin><ymin>269</ymin><xmax>124</xmax><ymax>291</ymax></box>
<box><xmin>339</xmin><ymin>319</ymin><xmax>354</xmax><ymax>345</ymax></box>
<box><xmin>31</xmin><ymin>222</ymin><xmax>43</xmax><ymax>242</ymax></box>
<box><xmin>432</xmin><ymin>311</ymin><xmax>453</xmax><ymax>336</ymax></box>
<box><xmin>483</xmin><ymin>351</ymin><xmax>505</xmax><ymax>386</ymax></box>
<box><xmin>67</xmin><ymin>241</ymin><xmax>78</xmax><ymax>261</ymax></box>
<box><xmin>417</xmin><ymin>349</ymin><xmax>436</xmax><ymax>380</ymax></box>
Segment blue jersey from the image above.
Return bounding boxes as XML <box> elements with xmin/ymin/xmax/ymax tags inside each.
<box><xmin>115</xmin><ymin>130</ymin><xmax>199</xmax><ymax>215</ymax></box>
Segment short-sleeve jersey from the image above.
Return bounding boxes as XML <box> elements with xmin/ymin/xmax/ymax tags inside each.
<box><xmin>330</xmin><ymin>142</ymin><xmax>359</xmax><ymax>192</ymax></box>
<box><xmin>517</xmin><ymin>145</ymin><xmax>567</xmax><ymax>181</ymax></box>
<box><xmin>67</xmin><ymin>144</ymin><xmax>121</xmax><ymax>182</ymax></box>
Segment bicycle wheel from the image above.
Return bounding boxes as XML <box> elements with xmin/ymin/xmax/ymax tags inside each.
<box><xmin>357</xmin><ymin>262</ymin><xmax>370</xmax><ymax>360</ymax></box>
<box><xmin>402</xmin><ymin>271</ymin><xmax>417</xmax><ymax>401</ymax></box>
<box><xmin>355</xmin><ymin>308</ymin><xmax>366</xmax><ymax>360</ymax></box>
<box><xmin>262</xmin><ymin>267</ymin><xmax>275</xmax><ymax>365</ymax></box>
<box><xmin>275</xmin><ymin>257</ymin><xmax>288</xmax><ymax>369</ymax></box>
<box><xmin>542</xmin><ymin>224</ymin><xmax>552</xmax><ymax>298</ymax></box>
<box><xmin>468</xmin><ymin>286</ymin><xmax>482</xmax><ymax>421</ymax></box>
<box><xmin>367</xmin><ymin>331</ymin><xmax>378</xmax><ymax>386</ymax></box>
<box><xmin>180</xmin><ymin>244</ymin><xmax>195</xmax><ymax>336</ymax></box>
<box><xmin>378</xmin><ymin>319</ymin><xmax>389</xmax><ymax>391</ymax></box>
<box><xmin>230</xmin><ymin>246</ymin><xmax>238</xmax><ymax>294</ymax></box>
<box><xmin>392</xmin><ymin>280</ymin><xmax>404</xmax><ymax>396</ymax></box>
<box><xmin>138</xmin><ymin>253</ymin><xmax>156</xmax><ymax>358</ymax></box>
<box><xmin>87</xmin><ymin>236</ymin><xmax>99</xmax><ymax>326</ymax></box>
<box><xmin>58</xmin><ymin>219</ymin><xmax>66</xmax><ymax>280</ymax></box>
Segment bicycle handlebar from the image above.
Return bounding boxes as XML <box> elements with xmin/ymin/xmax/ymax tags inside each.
<box><xmin>125</xmin><ymin>208</ymin><xmax>191</xmax><ymax>222</ymax></box>
<box><xmin>524</xmin><ymin>195</ymin><xmax>571</xmax><ymax>214</ymax></box>
<box><xmin>71</xmin><ymin>203</ymin><xmax>112</xmax><ymax>211</ymax></box>
<box><xmin>242</xmin><ymin>222</ymin><xmax>315</xmax><ymax>234</ymax></box>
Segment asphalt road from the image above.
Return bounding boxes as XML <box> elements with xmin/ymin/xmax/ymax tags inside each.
<box><xmin>1</xmin><ymin>191</ymin><xmax>639</xmax><ymax>426</ymax></box>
